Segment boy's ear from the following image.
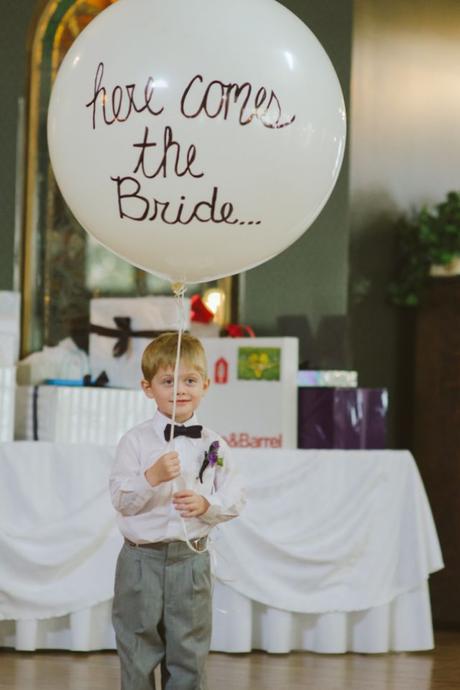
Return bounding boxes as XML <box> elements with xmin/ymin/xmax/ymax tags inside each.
<box><xmin>141</xmin><ymin>379</ymin><xmax>155</xmax><ymax>398</ymax></box>
<box><xmin>203</xmin><ymin>377</ymin><xmax>211</xmax><ymax>393</ymax></box>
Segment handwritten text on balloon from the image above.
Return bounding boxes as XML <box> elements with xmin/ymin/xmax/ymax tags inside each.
<box><xmin>85</xmin><ymin>62</ymin><xmax>296</xmax><ymax>228</ymax></box>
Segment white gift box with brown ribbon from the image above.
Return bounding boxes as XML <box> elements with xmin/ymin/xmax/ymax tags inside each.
<box><xmin>89</xmin><ymin>296</ymin><xmax>190</xmax><ymax>389</ymax></box>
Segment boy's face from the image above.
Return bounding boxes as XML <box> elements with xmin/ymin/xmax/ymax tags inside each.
<box><xmin>142</xmin><ymin>360</ymin><xmax>210</xmax><ymax>423</ymax></box>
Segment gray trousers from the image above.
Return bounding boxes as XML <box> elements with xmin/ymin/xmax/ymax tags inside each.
<box><xmin>112</xmin><ymin>541</ymin><xmax>212</xmax><ymax>690</ymax></box>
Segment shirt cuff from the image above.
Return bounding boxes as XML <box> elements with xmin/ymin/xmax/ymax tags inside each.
<box><xmin>200</xmin><ymin>495</ymin><xmax>223</xmax><ymax>525</ymax></box>
<box><xmin>141</xmin><ymin>470</ymin><xmax>159</xmax><ymax>492</ymax></box>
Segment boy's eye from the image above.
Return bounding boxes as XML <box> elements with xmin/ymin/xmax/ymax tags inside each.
<box><xmin>186</xmin><ymin>377</ymin><xmax>199</xmax><ymax>384</ymax></box>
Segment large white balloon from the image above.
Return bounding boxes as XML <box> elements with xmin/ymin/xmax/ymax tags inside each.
<box><xmin>48</xmin><ymin>0</ymin><xmax>346</xmax><ymax>284</ymax></box>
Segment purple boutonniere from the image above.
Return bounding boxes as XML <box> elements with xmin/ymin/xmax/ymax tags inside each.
<box><xmin>198</xmin><ymin>440</ymin><xmax>224</xmax><ymax>483</ymax></box>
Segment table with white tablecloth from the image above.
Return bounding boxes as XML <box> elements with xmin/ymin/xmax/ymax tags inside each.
<box><xmin>0</xmin><ymin>443</ymin><xmax>443</xmax><ymax>653</ymax></box>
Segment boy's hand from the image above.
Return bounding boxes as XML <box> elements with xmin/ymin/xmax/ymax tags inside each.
<box><xmin>172</xmin><ymin>491</ymin><xmax>210</xmax><ymax>518</ymax></box>
<box><xmin>145</xmin><ymin>451</ymin><xmax>181</xmax><ymax>486</ymax></box>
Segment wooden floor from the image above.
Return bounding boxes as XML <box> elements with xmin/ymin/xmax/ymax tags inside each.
<box><xmin>1</xmin><ymin>631</ymin><xmax>460</xmax><ymax>690</ymax></box>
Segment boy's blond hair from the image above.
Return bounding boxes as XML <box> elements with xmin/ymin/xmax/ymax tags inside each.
<box><xmin>141</xmin><ymin>332</ymin><xmax>208</xmax><ymax>381</ymax></box>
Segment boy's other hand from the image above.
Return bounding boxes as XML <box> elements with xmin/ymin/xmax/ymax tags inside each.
<box><xmin>172</xmin><ymin>491</ymin><xmax>210</xmax><ymax>518</ymax></box>
<box><xmin>145</xmin><ymin>451</ymin><xmax>181</xmax><ymax>486</ymax></box>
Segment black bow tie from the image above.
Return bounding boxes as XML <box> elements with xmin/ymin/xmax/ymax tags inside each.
<box><xmin>164</xmin><ymin>424</ymin><xmax>203</xmax><ymax>441</ymax></box>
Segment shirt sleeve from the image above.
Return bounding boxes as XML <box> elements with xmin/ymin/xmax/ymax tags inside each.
<box><xmin>199</xmin><ymin>438</ymin><xmax>246</xmax><ymax>527</ymax></box>
<box><xmin>109</xmin><ymin>431</ymin><xmax>164</xmax><ymax>516</ymax></box>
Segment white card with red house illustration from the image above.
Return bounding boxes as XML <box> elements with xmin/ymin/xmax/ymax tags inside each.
<box><xmin>199</xmin><ymin>337</ymin><xmax>298</xmax><ymax>449</ymax></box>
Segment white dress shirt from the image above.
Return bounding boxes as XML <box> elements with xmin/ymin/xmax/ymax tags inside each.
<box><xmin>109</xmin><ymin>410</ymin><xmax>246</xmax><ymax>543</ymax></box>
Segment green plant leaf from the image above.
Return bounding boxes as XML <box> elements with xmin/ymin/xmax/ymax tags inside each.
<box><xmin>388</xmin><ymin>190</ymin><xmax>460</xmax><ymax>307</ymax></box>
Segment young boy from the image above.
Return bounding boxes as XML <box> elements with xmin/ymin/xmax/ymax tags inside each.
<box><xmin>109</xmin><ymin>332</ymin><xmax>245</xmax><ymax>690</ymax></box>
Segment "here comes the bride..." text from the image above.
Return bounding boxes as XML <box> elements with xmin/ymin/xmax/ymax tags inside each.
<box><xmin>85</xmin><ymin>62</ymin><xmax>297</xmax><ymax>228</ymax></box>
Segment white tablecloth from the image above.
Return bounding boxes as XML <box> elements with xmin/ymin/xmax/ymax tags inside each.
<box><xmin>0</xmin><ymin>443</ymin><xmax>443</xmax><ymax>653</ymax></box>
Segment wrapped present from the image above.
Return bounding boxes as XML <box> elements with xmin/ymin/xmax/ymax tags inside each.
<box><xmin>17</xmin><ymin>338</ymin><xmax>90</xmax><ymax>385</ymax></box>
<box><xmin>190</xmin><ymin>294</ymin><xmax>214</xmax><ymax>323</ymax></box>
<box><xmin>199</xmin><ymin>337</ymin><xmax>298</xmax><ymax>448</ymax></box>
<box><xmin>15</xmin><ymin>337</ymin><xmax>299</xmax><ymax>448</ymax></box>
<box><xmin>297</xmin><ymin>370</ymin><xmax>358</xmax><ymax>388</ymax></box>
<box><xmin>89</xmin><ymin>297</ymin><xmax>190</xmax><ymax>389</ymax></box>
<box><xmin>15</xmin><ymin>385</ymin><xmax>153</xmax><ymax>445</ymax></box>
<box><xmin>189</xmin><ymin>322</ymin><xmax>221</xmax><ymax>338</ymax></box>
<box><xmin>0</xmin><ymin>292</ymin><xmax>20</xmax><ymax>367</ymax></box>
<box><xmin>298</xmin><ymin>387</ymin><xmax>388</xmax><ymax>449</ymax></box>
<box><xmin>0</xmin><ymin>367</ymin><xmax>16</xmax><ymax>441</ymax></box>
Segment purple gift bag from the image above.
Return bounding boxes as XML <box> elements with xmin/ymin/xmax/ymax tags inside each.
<box><xmin>297</xmin><ymin>388</ymin><xmax>388</xmax><ymax>449</ymax></box>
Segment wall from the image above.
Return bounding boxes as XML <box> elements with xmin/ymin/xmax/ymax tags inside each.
<box><xmin>243</xmin><ymin>0</ymin><xmax>353</xmax><ymax>369</ymax></box>
<box><xmin>349</xmin><ymin>0</ymin><xmax>460</xmax><ymax>446</ymax></box>
<box><xmin>0</xmin><ymin>0</ymin><xmax>37</xmax><ymax>290</ymax></box>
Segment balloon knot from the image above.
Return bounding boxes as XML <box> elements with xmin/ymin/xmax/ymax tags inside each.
<box><xmin>171</xmin><ymin>282</ymin><xmax>186</xmax><ymax>298</ymax></box>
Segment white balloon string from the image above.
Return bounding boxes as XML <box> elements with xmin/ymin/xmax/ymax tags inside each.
<box><xmin>169</xmin><ymin>324</ymin><xmax>183</xmax><ymax>445</ymax></box>
<box><xmin>169</xmin><ymin>282</ymin><xmax>209</xmax><ymax>555</ymax></box>
<box><xmin>167</xmin><ymin>282</ymin><xmax>186</xmax><ymax>448</ymax></box>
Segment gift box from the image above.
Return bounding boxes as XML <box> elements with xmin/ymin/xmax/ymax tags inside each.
<box><xmin>0</xmin><ymin>291</ymin><xmax>20</xmax><ymax>367</ymax></box>
<box><xmin>89</xmin><ymin>297</ymin><xmax>190</xmax><ymax>389</ymax></box>
<box><xmin>17</xmin><ymin>338</ymin><xmax>90</xmax><ymax>385</ymax></box>
<box><xmin>15</xmin><ymin>385</ymin><xmax>153</xmax><ymax>445</ymax></box>
<box><xmin>15</xmin><ymin>337</ymin><xmax>299</xmax><ymax>449</ymax></box>
<box><xmin>0</xmin><ymin>367</ymin><xmax>16</xmax><ymax>441</ymax></box>
<box><xmin>297</xmin><ymin>370</ymin><xmax>358</xmax><ymax>388</ymax></box>
<box><xmin>298</xmin><ymin>387</ymin><xmax>388</xmax><ymax>449</ymax></box>
<box><xmin>199</xmin><ymin>337</ymin><xmax>298</xmax><ymax>448</ymax></box>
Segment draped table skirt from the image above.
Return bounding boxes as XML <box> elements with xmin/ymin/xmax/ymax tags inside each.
<box><xmin>0</xmin><ymin>581</ymin><xmax>434</xmax><ymax>654</ymax></box>
<box><xmin>0</xmin><ymin>443</ymin><xmax>443</xmax><ymax>653</ymax></box>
